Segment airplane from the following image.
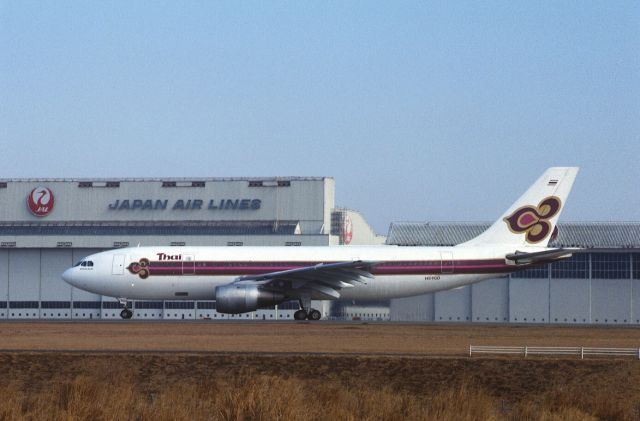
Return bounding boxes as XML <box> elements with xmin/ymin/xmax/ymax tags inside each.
<box><xmin>62</xmin><ymin>167</ymin><xmax>581</xmax><ymax>321</ymax></box>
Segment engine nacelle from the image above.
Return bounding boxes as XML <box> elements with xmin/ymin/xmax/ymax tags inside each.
<box><xmin>215</xmin><ymin>284</ymin><xmax>286</xmax><ymax>314</ymax></box>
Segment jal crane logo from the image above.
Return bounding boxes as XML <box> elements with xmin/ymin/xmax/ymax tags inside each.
<box><xmin>27</xmin><ymin>187</ymin><xmax>55</xmax><ymax>217</ymax></box>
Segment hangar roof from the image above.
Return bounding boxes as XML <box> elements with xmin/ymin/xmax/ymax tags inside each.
<box><xmin>0</xmin><ymin>177</ymin><xmax>328</xmax><ymax>183</ymax></box>
<box><xmin>386</xmin><ymin>222</ymin><xmax>640</xmax><ymax>248</ymax></box>
<box><xmin>0</xmin><ymin>220</ymin><xmax>301</xmax><ymax>236</ymax></box>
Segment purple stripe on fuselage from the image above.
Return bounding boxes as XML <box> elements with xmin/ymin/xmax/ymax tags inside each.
<box><xmin>141</xmin><ymin>259</ymin><xmax>515</xmax><ymax>276</ymax></box>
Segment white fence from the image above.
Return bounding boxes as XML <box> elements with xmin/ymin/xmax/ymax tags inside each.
<box><xmin>469</xmin><ymin>345</ymin><xmax>640</xmax><ymax>359</ymax></box>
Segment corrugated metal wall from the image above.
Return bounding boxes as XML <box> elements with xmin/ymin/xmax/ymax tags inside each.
<box><xmin>390</xmin><ymin>253</ymin><xmax>640</xmax><ymax>325</ymax></box>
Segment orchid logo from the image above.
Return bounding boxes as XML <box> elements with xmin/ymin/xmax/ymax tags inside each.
<box><xmin>503</xmin><ymin>196</ymin><xmax>562</xmax><ymax>244</ymax></box>
<box><xmin>128</xmin><ymin>258</ymin><xmax>150</xmax><ymax>279</ymax></box>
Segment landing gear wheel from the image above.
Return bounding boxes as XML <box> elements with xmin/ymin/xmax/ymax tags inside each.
<box><xmin>294</xmin><ymin>309</ymin><xmax>308</xmax><ymax>320</ymax></box>
<box><xmin>307</xmin><ymin>309</ymin><xmax>321</xmax><ymax>321</ymax></box>
<box><xmin>120</xmin><ymin>308</ymin><xmax>133</xmax><ymax>319</ymax></box>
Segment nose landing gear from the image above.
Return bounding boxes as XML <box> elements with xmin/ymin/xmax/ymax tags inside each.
<box><xmin>120</xmin><ymin>308</ymin><xmax>133</xmax><ymax>319</ymax></box>
<box><xmin>118</xmin><ymin>298</ymin><xmax>133</xmax><ymax>320</ymax></box>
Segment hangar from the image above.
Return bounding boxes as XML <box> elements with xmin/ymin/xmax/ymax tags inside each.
<box><xmin>0</xmin><ymin>177</ymin><xmax>383</xmax><ymax>320</ymax></box>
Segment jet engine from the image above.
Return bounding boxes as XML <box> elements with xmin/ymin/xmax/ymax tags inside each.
<box><xmin>215</xmin><ymin>284</ymin><xmax>286</xmax><ymax>314</ymax></box>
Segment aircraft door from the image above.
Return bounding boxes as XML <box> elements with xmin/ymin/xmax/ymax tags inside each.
<box><xmin>440</xmin><ymin>251</ymin><xmax>454</xmax><ymax>274</ymax></box>
<box><xmin>183</xmin><ymin>255</ymin><xmax>195</xmax><ymax>275</ymax></box>
<box><xmin>112</xmin><ymin>255</ymin><xmax>125</xmax><ymax>275</ymax></box>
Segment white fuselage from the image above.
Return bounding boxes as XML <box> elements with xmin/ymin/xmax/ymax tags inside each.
<box><xmin>62</xmin><ymin>244</ymin><xmax>541</xmax><ymax>301</ymax></box>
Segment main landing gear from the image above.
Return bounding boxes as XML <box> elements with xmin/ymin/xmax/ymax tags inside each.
<box><xmin>294</xmin><ymin>296</ymin><xmax>322</xmax><ymax>321</ymax></box>
<box><xmin>294</xmin><ymin>309</ymin><xmax>322</xmax><ymax>321</ymax></box>
<box><xmin>119</xmin><ymin>298</ymin><xmax>133</xmax><ymax>320</ymax></box>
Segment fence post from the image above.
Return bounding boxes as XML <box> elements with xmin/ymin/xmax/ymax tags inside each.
<box><xmin>524</xmin><ymin>346</ymin><xmax>528</xmax><ymax>358</ymax></box>
<box><xmin>469</xmin><ymin>345</ymin><xmax>472</xmax><ymax>357</ymax></box>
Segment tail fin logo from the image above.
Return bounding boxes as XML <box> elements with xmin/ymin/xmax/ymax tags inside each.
<box><xmin>503</xmin><ymin>196</ymin><xmax>562</xmax><ymax>244</ymax></box>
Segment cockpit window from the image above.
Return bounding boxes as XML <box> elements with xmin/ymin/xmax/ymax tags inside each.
<box><xmin>74</xmin><ymin>260</ymin><xmax>83</xmax><ymax>267</ymax></box>
<box><xmin>87</xmin><ymin>261</ymin><xmax>93</xmax><ymax>267</ymax></box>
<box><xmin>75</xmin><ymin>260</ymin><xmax>94</xmax><ymax>267</ymax></box>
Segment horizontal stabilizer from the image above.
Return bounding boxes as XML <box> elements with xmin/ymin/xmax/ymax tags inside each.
<box><xmin>505</xmin><ymin>248</ymin><xmax>577</xmax><ymax>265</ymax></box>
<box><xmin>505</xmin><ymin>248</ymin><xmax>622</xmax><ymax>265</ymax></box>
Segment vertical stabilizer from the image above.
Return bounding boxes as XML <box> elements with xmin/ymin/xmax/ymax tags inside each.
<box><xmin>460</xmin><ymin>167</ymin><xmax>579</xmax><ymax>247</ymax></box>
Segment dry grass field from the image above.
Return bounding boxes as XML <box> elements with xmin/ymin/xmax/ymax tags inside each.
<box><xmin>1</xmin><ymin>322</ymin><xmax>639</xmax><ymax>420</ymax></box>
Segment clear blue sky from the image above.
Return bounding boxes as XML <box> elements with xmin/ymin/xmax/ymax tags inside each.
<box><xmin>1</xmin><ymin>1</ymin><xmax>639</xmax><ymax>233</ymax></box>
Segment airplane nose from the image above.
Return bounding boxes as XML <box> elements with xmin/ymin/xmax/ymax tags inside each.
<box><xmin>62</xmin><ymin>268</ymin><xmax>75</xmax><ymax>286</ymax></box>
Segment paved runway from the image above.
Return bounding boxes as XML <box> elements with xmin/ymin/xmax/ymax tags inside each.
<box><xmin>1</xmin><ymin>321</ymin><xmax>638</xmax><ymax>355</ymax></box>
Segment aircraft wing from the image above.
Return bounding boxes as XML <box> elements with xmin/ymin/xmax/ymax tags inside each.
<box><xmin>233</xmin><ymin>260</ymin><xmax>378</xmax><ymax>299</ymax></box>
